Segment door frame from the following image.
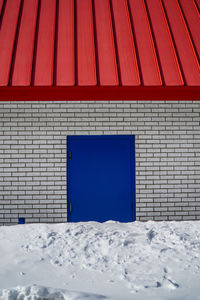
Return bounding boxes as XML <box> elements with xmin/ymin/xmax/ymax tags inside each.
<box><xmin>67</xmin><ymin>135</ymin><xmax>136</xmax><ymax>222</ymax></box>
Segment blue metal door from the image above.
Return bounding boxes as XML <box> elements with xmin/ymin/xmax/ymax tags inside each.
<box><xmin>67</xmin><ymin>135</ymin><xmax>135</xmax><ymax>222</ymax></box>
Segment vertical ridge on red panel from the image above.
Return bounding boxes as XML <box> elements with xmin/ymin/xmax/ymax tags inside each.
<box><xmin>74</xmin><ymin>0</ymin><xmax>78</xmax><ymax>85</ymax></box>
<box><xmin>56</xmin><ymin>0</ymin><xmax>74</xmax><ymax>86</ymax></box>
<box><xmin>109</xmin><ymin>0</ymin><xmax>122</xmax><ymax>85</ymax></box>
<box><xmin>53</xmin><ymin>0</ymin><xmax>58</xmax><ymax>86</ymax></box>
<box><xmin>179</xmin><ymin>0</ymin><xmax>200</xmax><ymax>63</ymax></box>
<box><xmin>33</xmin><ymin>0</ymin><xmax>56</xmax><ymax>86</ymax></box>
<box><xmin>91</xmin><ymin>0</ymin><xmax>100</xmax><ymax>86</ymax></box>
<box><xmin>76</xmin><ymin>0</ymin><xmax>96</xmax><ymax>86</ymax></box>
<box><xmin>31</xmin><ymin>0</ymin><xmax>40</xmax><ymax>86</ymax></box>
<box><xmin>128</xmin><ymin>0</ymin><xmax>162</xmax><ymax>85</ymax></box>
<box><xmin>0</xmin><ymin>0</ymin><xmax>21</xmax><ymax>86</ymax></box>
<box><xmin>0</xmin><ymin>0</ymin><xmax>4</xmax><ymax>17</ymax></box>
<box><xmin>146</xmin><ymin>0</ymin><xmax>183</xmax><ymax>85</ymax></box>
<box><xmin>110</xmin><ymin>0</ymin><xmax>140</xmax><ymax>86</ymax></box>
<box><xmin>11</xmin><ymin>0</ymin><xmax>38</xmax><ymax>86</ymax></box>
<box><xmin>93</xmin><ymin>0</ymin><xmax>118</xmax><ymax>86</ymax></box>
<box><xmin>162</xmin><ymin>0</ymin><xmax>200</xmax><ymax>85</ymax></box>
<box><xmin>194</xmin><ymin>0</ymin><xmax>200</xmax><ymax>11</ymax></box>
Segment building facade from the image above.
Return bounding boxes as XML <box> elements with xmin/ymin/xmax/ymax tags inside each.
<box><xmin>0</xmin><ymin>100</ymin><xmax>200</xmax><ymax>225</ymax></box>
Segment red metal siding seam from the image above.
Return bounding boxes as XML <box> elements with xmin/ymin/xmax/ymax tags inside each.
<box><xmin>176</xmin><ymin>0</ymin><xmax>200</xmax><ymax>79</ymax></box>
<box><xmin>129</xmin><ymin>0</ymin><xmax>162</xmax><ymax>85</ymax></box>
<box><xmin>91</xmin><ymin>0</ymin><xmax>100</xmax><ymax>86</ymax></box>
<box><xmin>0</xmin><ymin>0</ymin><xmax>4</xmax><ymax>18</ymax></box>
<box><xmin>31</xmin><ymin>0</ymin><xmax>41</xmax><ymax>86</ymax></box>
<box><xmin>126</xmin><ymin>0</ymin><xmax>144</xmax><ymax>85</ymax></box>
<box><xmin>179</xmin><ymin>0</ymin><xmax>200</xmax><ymax>63</ymax></box>
<box><xmin>159</xmin><ymin>0</ymin><xmax>184</xmax><ymax>85</ymax></box>
<box><xmin>8</xmin><ymin>0</ymin><xmax>24</xmax><ymax>86</ymax></box>
<box><xmin>33</xmin><ymin>0</ymin><xmax>56</xmax><ymax>86</ymax></box>
<box><xmin>110</xmin><ymin>0</ymin><xmax>140</xmax><ymax>85</ymax></box>
<box><xmin>74</xmin><ymin>0</ymin><xmax>78</xmax><ymax>86</ymax></box>
<box><xmin>109</xmin><ymin>0</ymin><xmax>122</xmax><ymax>85</ymax></box>
<box><xmin>143</xmin><ymin>0</ymin><xmax>163</xmax><ymax>85</ymax></box>
<box><xmin>11</xmin><ymin>0</ymin><xmax>38</xmax><ymax>86</ymax></box>
<box><xmin>56</xmin><ymin>0</ymin><xmax>74</xmax><ymax>85</ymax></box>
<box><xmin>159</xmin><ymin>0</ymin><xmax>186</xmax><ymax>85</ymax></box>
<box><xmin>53</xmin><ymin>0</ymin><xmax>59</xmax><ymax>86</ymax></box>
<box><xmin>0</xmin><ymin>0</ymin><xmax>21</xmax><ymax>86</ymax></box>
<box><xmin>195</xmin><ymin>0</ymin><xmax>200</xmax><ymax>11</ymax></box>
<box><xmin>76</xmin><ymin>0</ymin><xmax>97</xmax><ymax>85</ymax></box>
<box><xmin>162</xmin><ymin>0</ymin><xmax>200</xmax><ymax>85</ymax></box>
<box><xmin>93</xmin><ymin>0</ymin><xmax>118</xmax><ymax>86</ymax></box>
<box><xmin>146</xmin><ymin>0</ymin><xmax>184</xmax><ymax>85</ymax></box>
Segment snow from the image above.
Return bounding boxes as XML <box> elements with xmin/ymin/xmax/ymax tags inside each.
<box><xmin>0</xmin><ymin>221</ymin><xmax>200</xmax><ymax>300</ymax></box>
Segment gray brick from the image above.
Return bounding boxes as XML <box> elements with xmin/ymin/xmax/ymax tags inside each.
<box><xmin>182</xmin><ymin>216</ymin><xmax>196</xmax><ymax>220</ymax></box>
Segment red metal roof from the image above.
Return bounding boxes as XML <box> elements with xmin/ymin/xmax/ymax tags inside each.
<box><xmin>0</xmin><ymin>0</ymin><xmax>200</xmax><ymax>100</ymax></box>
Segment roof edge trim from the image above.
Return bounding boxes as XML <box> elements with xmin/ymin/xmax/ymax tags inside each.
<box><xmin>0</xmin><ymin>86</ymin><xmax>200</xmax><ymax>101</ymax></box>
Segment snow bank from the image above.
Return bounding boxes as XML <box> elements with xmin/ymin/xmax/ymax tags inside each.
<box><xmin>0</xmin><ymin>221</ymin><xmax>200</xmax><ymax>299</ymax></box>
<box><xmin>0</xmin><ymin>285</ymin><xmax>106</xmax><ymax>300</ymax></box>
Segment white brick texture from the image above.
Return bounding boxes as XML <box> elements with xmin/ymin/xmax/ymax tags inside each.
<box><xmin>0</xmin><ymin>101</ymin><xmax>200</xmax><ymax>225</ymax></box>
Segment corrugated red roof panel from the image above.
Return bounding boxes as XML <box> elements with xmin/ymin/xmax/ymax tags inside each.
<box><xmin>33</xmin><ymin>0</ymin><xmax>56</xmax><ymax>85</ymax></box>
<box><xmin>0</xmin><ymin>0</ymin><xmax>21</xmax><ymax>85</ymax></box>
<box><xmin>0</xmin><ymin>0</ymin><xmax>200</xmax><ymax>100</ymax></box>
<box><xmin>145</xmin><ymin>0</ymin><xmax>184</xmax><ymax>86</ymax></box>
<box><xmin>94</xmin><ymin>0</ymin><xmax>118</xmax><ymax>85</ymax></box>
<box><xmin>12</xmin><ymin>0</ymin><xmax>38</xmax><ymax>86</ymax></box>
<box><xmin>56</xmin><ymin>0</ymin><xmax>74</xmax><ymax>86</ymax></box>
<box><xmin>0</xmin><ymin>0</ymin><xmax>4</xmax><ymax>15</ymax></box>
<box><xmin>129</xmin><ymin>0</ymin><xmax>162</xmax><ymax>85</ymax></box>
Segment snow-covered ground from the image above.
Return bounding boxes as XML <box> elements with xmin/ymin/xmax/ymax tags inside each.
<box><xmin>0</xmin><ymin>221</ymin><xmax>200</xmax><ymax>300</ymax></box>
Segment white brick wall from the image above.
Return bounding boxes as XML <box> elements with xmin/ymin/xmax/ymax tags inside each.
<box><xmin>0</xmin><ymin>101</ymin><xmax>200</xmax><ymax>225</ymax></box>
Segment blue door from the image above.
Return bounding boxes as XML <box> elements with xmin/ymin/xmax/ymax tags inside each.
<box><xmin>67</xmin><ymin>135</ymin><xmax>135</xmax><ymax>222</ymax></box>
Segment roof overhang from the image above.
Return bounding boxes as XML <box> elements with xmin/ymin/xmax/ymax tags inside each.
<box><xmin>0</xmin><ymin>86</ymin><xmax>200</xmax><ymax>101</ymax></box>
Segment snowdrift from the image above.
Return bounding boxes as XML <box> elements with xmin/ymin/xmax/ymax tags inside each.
<box><xmin>0</xmin><ymin>221</ymin><xmax>200</xmax><ymax>299</ymax></box>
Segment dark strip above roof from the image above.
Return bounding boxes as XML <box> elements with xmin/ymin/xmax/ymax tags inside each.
<box><xmin>0</xmin><ymin>0</ymin><xmax>200</xmax><ymax>100</ymax></box>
